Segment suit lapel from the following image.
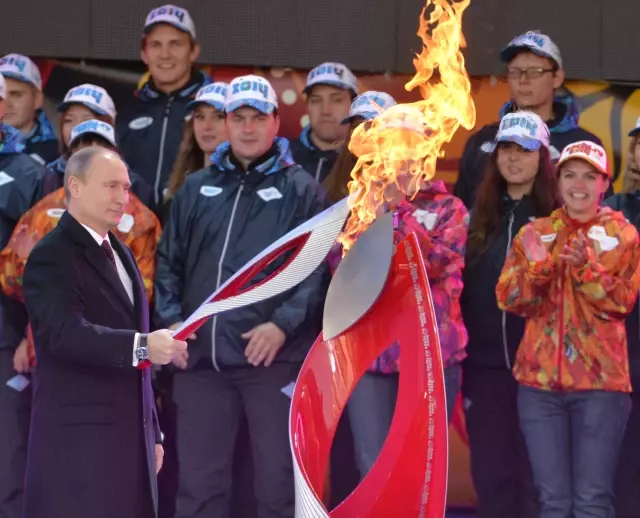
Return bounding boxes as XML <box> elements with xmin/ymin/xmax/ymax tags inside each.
<box><xmin>59</xmin><ymin>212</ymin><xmax>146</xmax><ymax>327</ymax></box>
<box><xmin>110</xmin><ymin>234</ymin><xmax>148</xmax><ymax>332</ymax></box>
<box><xmin>83</xmin><ymin>245</ymin><xmax>134</xmax><ymax>311</ymax></box>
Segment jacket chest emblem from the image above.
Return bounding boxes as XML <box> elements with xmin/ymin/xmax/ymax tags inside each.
<box><xmin>117</xmin><ymin>214</ymin><xmax>135</xmax><ymax>233</ymax></box>
<box><xmin>47</xmin><ymin>208</ymin><xmax>65</xmax><ymax>219</ymax></box>
<box><xmin>0</xmin><ymin>171</ymin><xmax>15</xmax><ymax>186</ymax></box>
<box><xmin>587</xmin><ymin>225</ymin><xmax>618</xmax><ymax>252</ymax></box>
<box><xmin>413</xmin><ymin>209</ymin><xmax>437</xmax><ymax>230</ymax></box>
<box><xmin>257</xmin><ymin>187</ymin><xmax>283</xmax><ymax>202</ymax></box>
<box><xmin>200</xmin><ymin>186</ymin><xmax>223</xmax><ymax>197</ymax></box>
<box><xmin>128</xmin><ymin>116</ymin><xmax>153</xmax><ymax>130</ymax></box>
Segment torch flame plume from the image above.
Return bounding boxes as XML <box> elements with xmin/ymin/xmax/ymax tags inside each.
<box><xmin>339</xmin><ymin>0</ymin><xmax>476</xmax><ymax>253</ymax></box>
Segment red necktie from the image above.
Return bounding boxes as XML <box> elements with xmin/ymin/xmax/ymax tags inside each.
<box><xmin>101</xmin><ymin>240</ymin><xmax>117</xmax><ymax>270</ymax></box>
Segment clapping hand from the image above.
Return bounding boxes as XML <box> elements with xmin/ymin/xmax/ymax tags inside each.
<box><xmin>522</xmin><ymin>226</ymin><xmax>548</xmax><ymax>262</ymax></box>
<box><xmin>559</xmin><ymin>229</ymin><xmax>588</xmax><ymax>266</ymax></box>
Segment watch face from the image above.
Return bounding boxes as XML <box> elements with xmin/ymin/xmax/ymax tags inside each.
<box><xmin>136</xmin><ymin>347</ymin><xmax>149</xmax><ymax>360</ymax></box>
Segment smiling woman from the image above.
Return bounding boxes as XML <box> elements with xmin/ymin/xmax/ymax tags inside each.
<box><xmin>496</xmin><ymin>140</ymin><xmax>639</xmax><ymax>517</ymax></box>
<box><xmin>557</xmin><ymin>141</ymin><xmax>610</xmax><ymax>219</ymax></box>
<box><xmin>165</xmin><ymin>82</ymin><xmax>230</xmax><ymax>207</ymax></box>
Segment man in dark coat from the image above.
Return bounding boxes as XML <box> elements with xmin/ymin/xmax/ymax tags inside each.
<box><xmin>22</xmin><ymin>147</ymin><xmax>187</xmax><ymax>518</ymax></box>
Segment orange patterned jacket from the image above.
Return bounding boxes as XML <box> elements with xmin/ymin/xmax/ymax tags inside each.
<box><xmin>0</xmin><ymin>188</ymin><xmax>161</xmax><ymax>364</ymax></box>
<box><xmin>496</xmin><ymin>206</ymin><xmax>640</xmax><ymax>393</ymax></box>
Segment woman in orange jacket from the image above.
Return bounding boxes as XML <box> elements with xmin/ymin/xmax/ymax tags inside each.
<box><xmin>496</xmin><ymin>141</ymin><xmax>640</xmax><ymax>517</ymax></box>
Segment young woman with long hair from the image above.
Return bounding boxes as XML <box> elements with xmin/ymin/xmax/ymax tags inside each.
<box><xmin>164</xmin><ymin>82</ymin><xmax>229</xmax><ymax>204</ymax></box>
<box><xmin>461</xmin><ymin>111</ymin><xmax>558</xmax><ymax>518</ymax></box>
<box><xmin>498</xmin><ymin>141</ymin><xmax>639</xmax><ymax>517</ymax></box>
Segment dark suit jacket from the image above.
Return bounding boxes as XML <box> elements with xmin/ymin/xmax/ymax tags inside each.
<box><xmin>22</xmin><ymin>211</ymin><xmax>161</xmax><ymax>518</ymax></box>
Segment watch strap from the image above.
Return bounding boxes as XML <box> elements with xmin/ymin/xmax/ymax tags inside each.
<box><xmin>136</xmin><ymin>333</ymin><xmax>151</xmax><ymax>370</ymax></box>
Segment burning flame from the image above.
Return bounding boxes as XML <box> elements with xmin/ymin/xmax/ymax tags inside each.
<box><xmin>339</xmin><ymin>0</ymin><xmax>476</xmax><ymax>252</ymax></box>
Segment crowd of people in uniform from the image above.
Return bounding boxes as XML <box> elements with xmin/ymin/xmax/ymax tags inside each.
<box><xmin>0</xmin><ymin>3</ymin><xmax>639</xmax><ymax>518</ymax></box>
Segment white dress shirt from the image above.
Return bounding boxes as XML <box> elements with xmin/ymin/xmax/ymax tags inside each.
<box><xmin>81</xmin><ymin>224</ymin><xmax>140</xmax><ymax>367</ymax></box>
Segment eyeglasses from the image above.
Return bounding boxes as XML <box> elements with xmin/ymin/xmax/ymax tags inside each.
<box><xmin>506</xmin><ymin>67</ymin><xmax>555</xmax><ymax>80</ymax></box>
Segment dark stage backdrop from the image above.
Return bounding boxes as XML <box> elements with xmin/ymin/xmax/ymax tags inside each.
<box><xmin>1</xmin><ymin>0</ymin><xmax>640</xmax><ymax>80</ymax></box>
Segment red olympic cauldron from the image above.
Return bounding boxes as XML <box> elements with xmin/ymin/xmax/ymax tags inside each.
<box><xmin>290</xmin><ymin>227</ymin><xmax>449</xmax><ymax>517</ymax></box>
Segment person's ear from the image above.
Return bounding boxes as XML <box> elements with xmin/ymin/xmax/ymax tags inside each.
<box><xmin>552</xmin><ymin>67</ymin><xmax>565</xmax><ymax>90</ymax></box>
<box><xmin>190</xmin><ymin>42</ymin><xmax>201</xmax><ymax>62</ymax></box>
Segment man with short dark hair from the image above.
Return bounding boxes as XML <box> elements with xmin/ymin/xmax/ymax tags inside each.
<box><xmin>454</xmin><ymin>31</ymin><xmax>602</xmax><ymax>208</ymax></box>
<box><xmin>0</xmin><ymin>54</ymin><xmax>58</xmax><ymax>165</ymax></box>
<box><xmin>117</xmin><ymin>4</ymin><xmax>209</xmax><ymax>209</ymax></box>
<box><xmin>155</xmin><ymin>74</ymin><xmax>329</xmax><ymax>518</ymax></box>
<box><xmin>21</xmin><ymin>147</ymin><xmax>187</xmax><ymax>518</ymax></box>
<box><xmin>290</xmin><ymin>62</ymin><xmax>358</xmax><ymax>183</ymax></box>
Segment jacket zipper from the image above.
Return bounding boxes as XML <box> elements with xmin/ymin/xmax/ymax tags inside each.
<box><xmin>557</xmin><ymin>269</ymin><xmax>565</xmax><ymax>388</ymax></box>
<box><xmin>501</xmin><ymin>211</ymin><xmax>515</xmax><ymax>369</ymax></box>
<box><xmin>315</xmin><ymin>157</ymin><xmax>326</xmax><ymax>181</ymax></box>
<box><xmin>153</xmin><ymin>97</ymin><xmax>173</xmax><ymax>206</ymax></box>
<box><xmin>210</xmin><ymin>181</ymin><xmax>244</xmax><ymax>370</ymax></box>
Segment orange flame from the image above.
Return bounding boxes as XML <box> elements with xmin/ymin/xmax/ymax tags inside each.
<box><xmin>339</xmin><ymin>0</ymin><xmax>476</xmax><ymax>252</ymax></box>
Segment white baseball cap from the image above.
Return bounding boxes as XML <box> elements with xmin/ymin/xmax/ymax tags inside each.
<box><xmin>144</xmin><ymin>4</ymin><xmax>196</xmax><ymax>40</ymax></box>
<box><xmin>57</xmin><ymin>84</ymin><xmax>116</xmax><ymax>120</ymax></box>
<box><xmin>0</xmin><ymin>54</ymin><xmax>42</xmax><ymax>90</ymax></box>
<box><xmin>0</xmin><ymin>74</ymin><xmax>5</xmax><ymax>100</ymax></box>
<box><xmin>341</xmin><ymin>91</ymin><xmax>397</xmax><ymax>125</ymax></box>
<box><xmin>493</xmin><ymin>111</ymin><xmax>550</xmax><ymax>151</ymax></box>
<box><xmin>500</xmin><ymin>31</ymin><xmax>563</xmax><ymax>68</ymax></box>
<box><xmin>187</xmin><ymin>82</ymin><xmax>229</xmax><ymax>113</ymax></box>
<box><xmin>69</xmin><ymin>119</ymin><xmax>117</xmax><ymax>148</ymax></box>
<box><xmin>557</xmin><ymin>141</ymin><xmax>610</xmax><ymax>178</ymax></box>
<box><xmin>304</xmin><ymin>62</ymin><xmax>359</xmax><ymax>95</ymax></box>
<box><xmin>225</xmin><ymin>75</ymin><xmax>278</xmax><ymax>115</ymax></box>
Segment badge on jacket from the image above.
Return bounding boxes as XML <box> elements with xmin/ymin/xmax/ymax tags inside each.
<box><xmin>257</xmin><ymin>187</ymin><xmax>283</xmax><ymax>202</ymax></box>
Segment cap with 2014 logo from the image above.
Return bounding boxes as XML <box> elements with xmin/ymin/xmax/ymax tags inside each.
<box><xmin>500</xmin><ymin>31</ymin><xmax>563</xmax><ymax>68</ymax></box>
<box><xmin>187</xmin><ymin>82</ymin><xmax>229</xmax><ymax>113</ymax></box>
<box><xmin>304</xmin><ymin>62</ymin><xmax>359</xmax><ymax>95</ymax></box>
<box><xmin>557</xmin><ymin>140</ymin><xmax>610</xmax><ymax>177</ymax></box>
<box><xmin>491</xmin><ymin>111</ymin><xmax>550</xmax><ymax>152</ymax></box>
<box><xmin>225</xmin><ymin>75</ymin><xmax>278</xmax><ymax>115</ymax></box>
<box><xmin>57</xmin><ymin>84</ymin><xmax>116</xmax><ymax>120</ymax></box>
<box><xmin>69</xmin><ymin>119</ymin><xmax>117</xmax><ymax>148</ymax></box>
<box><xmin>0</xmin><ymin>54</ymin><xmax>42</xmax><ymax>91</ymax></box>
<box><xmin>144</xmin><ymin>4</ymin><xmax>196</xmax><ymax>40</ymax></box>
<box><xmin>341</xmin><ymin>91</ymin><xmax>397</xmax><ymax>125</ymax></box>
